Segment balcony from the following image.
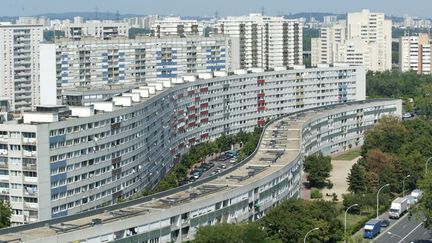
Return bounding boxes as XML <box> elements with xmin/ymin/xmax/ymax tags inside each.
<box><xmin>0</xmin><ymin>149</ymin><xmax>7</xmax><ymax>156</ymax></box>
<box><xmin>23</xmin><ymin>163</ymin><xmax>37</xmax><ymax>171</ymax></box>
<box><xmin>22</xmin><ymin>138</ymin><xmax>36</xmax><ymax>144</ymax></box>
<box><xmin>24</xmin><ymin>202</ymin><xmax>38</xmax><ymax>210</ymax></box>
<box><xmin>0</xmin><ymin>188</ymin><xmax>9</xmax><ymax>195</ymax></box>
<box><xmin>0</xmin><ymin>162</ymin><xmax>8</xmax><ymax>169</ymax></box>
<box><xmin>23</xmin><ymin>151</ymin><xmax>37</xmax><ymax>157</ymax></box>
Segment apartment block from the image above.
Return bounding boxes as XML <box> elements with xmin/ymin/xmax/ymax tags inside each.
<box><xmin>0</xmin><ymin>99</ymin><xmax>402</xmax><ymax>243</ymax></box>
<box><xmin>151</xmin><ymin>17</ymin><xmax>203</xmax><ymax>37</ymax></box>
<box><xmin>0</xmin><ymin>66</ymin><xmax>365</xmax><ymax>225</ymax></box>
<box><xmin>312</xmin><ymin>10</ymin><xmax>392</xmax><ymax>72</ymax></box>
<box><xmin>0</xmin><ymin>23</ymin><xmax>43</xmax><ymax>112</ymax></box>
<box><xmin>213</xmin><ymin>13</ymin><xmax>303</xmax><ymax>70</ymax></box>
<box><xmin>62</xmin><ymin>20</ymin><xmax>129</xmax><ymax>40</ymax></box>
<box><xmin>39</xmin><ymin>35</ymin><xmax>230</xmax><ymax>104</ymax></box>
<box><xmin>400</xmin><ymin>34</ymin><xmax>431</xmax><ymax>75</ymax></box>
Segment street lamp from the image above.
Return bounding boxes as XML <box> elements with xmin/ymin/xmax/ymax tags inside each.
<box><xmin>387</xmin><ymin>231</ymin><xmax>403</xmax><ymax>243</ymax></box>
<box><xmin>344</xmin><ymin>203</ymin><xmax>359</xmax><ymax>240</ymax></box>
<box><xmin>426</xmin><ymin>156</ymin><xmax>432</xmax><ymax>174</ymax></box>
<box><xmin>376</xmin><ymin>184</ymin><xmax>390</xmax><ymax>218</ymax></box>
<box><xmin>304</xmin><ymin>227</ymin><xmax>319</xmax><ymax>243</ymax></box>
<box><xmin>402</xmin><ymin>174</ymin><xmax>411</xmax><ymax>197</ymax></box>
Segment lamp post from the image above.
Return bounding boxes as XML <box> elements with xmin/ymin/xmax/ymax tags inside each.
<box><xmin>402</xmin><ymin>174</ymin><xmax>411</xmax><ymax>197</ymax></box>
<box><xmin>344</xmin><ymin>203</ymin><xmax>358</xmax><ymax>241</ymax></box>
<box><xmin>377</xmin><ymin>184</ymin><xmax>390</xmax><ymax>218</ymax></box>
<box><xmin>426</xmin><ymin>156</ymin><xmax>432</xmax><ymax>174</ymax></box>
<box><xmin>304</xmin><ymin>227</ymin><xmax>319</xmax><ymax>243</ymax></box>
<box><xmin>387</xmin><ymin>231</ymin><xmax>403</xmax><ymax>243</ymax></box>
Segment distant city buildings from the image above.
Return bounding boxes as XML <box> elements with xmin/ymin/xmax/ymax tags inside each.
<box><xmin>151</xmin><ymin>17</ymin><xmax>204</xmax><ymax>37</ymax></box>
<box><xmin>61</xmin><ymin>20</ymin><xmax>130</xmax><ymax>40</ymax></box>
<box><xmin>312</xmin><ymin>10</ymin><xmax>392</xmax><ymax>72</ymax></box>
<box><xmin>399</xmin><ymin>33</ymin><xmax>431</xmax><ymax>75</ymax></box>
<box><xmin>213</xmin><ymin>13</ymin><xmax>303</xmax><ymax>70</ymax></box>
<box><xmin>0</xmin><ymin>23</ymin><xmax>43</xmax><ymax>112</ymax></box>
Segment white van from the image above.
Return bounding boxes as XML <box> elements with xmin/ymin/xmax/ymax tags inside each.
<box><xmin>410</xmin><ymin>189</ymin><xmax>423</xmax><ymax>203</ymax></box>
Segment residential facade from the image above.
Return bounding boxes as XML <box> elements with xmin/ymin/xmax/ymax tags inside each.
<box><xmin>213</xmin><ymin>13</ymin><xmax>303</xmax><ymax>70</ymax></box>
<box><xmin>0</xmin><ymin>24</ymin><xmax>43</xmax><ymax>112</ymax></box>
<box><xmin>399</xmin><ymin>34</ymin><xmax>431</xmax><ymax>75</ymax></box>
<box><xmin>0</xmin><ymin>99</ymin><xmax>402</xmax><ymax>243</ymax></box>
<box><xmin>39</xmin><ymin>36</ymin><xmax>230</xmax><ymax>105</ymax></box>
<box><xmin>0</xmin><ymin>66</ymin><xmax>366</xmax><ymax>225</ymax></box>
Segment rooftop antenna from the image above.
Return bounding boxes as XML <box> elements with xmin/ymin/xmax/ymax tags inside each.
<box><xmin>116</xmin><ymin>10</ymin><xmax>120</xmax><ymax>21</ymax></box>
<box><xmin>215</xmin><ymin>10</ymin><xmax>219</xmax><ymax>20</ymax></box>
<box><xmin>261</xmin><ymin>7</ymin><xmax>265</xmax><ymax>16</ymax></box>
<box><xmin>94</xmin><ymin>6</ymin><xmax>99</xmax><ymax>20</ymax></box>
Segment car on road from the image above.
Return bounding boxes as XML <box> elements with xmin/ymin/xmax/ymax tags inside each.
<box><xmin>363</xmin><ymin>219</ymin><xmax>381</xmax><ymax>239</ymax></box>
<box><xmin>380</xmin><ymin>219</ymin><xmax>390</xmax><ymax>227</ymax></box>
<box><xmin>212</xmin><ymin>169</ymin><xmax>221</xmax><ymax>175</ymax></box>
<box><xmin>220</xmin><ymin>164</ymin><xmax>226</xmax><ymax>169</ymax></box>
<box><xmin>411</xmin><ymin>189</ymin><xmax>423</xmax><ymax>203</ymax></box>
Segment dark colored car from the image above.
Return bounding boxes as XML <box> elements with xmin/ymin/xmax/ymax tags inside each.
<box><xmin>380</xmin><ymin>219</ymin><xmax>390</xmax><ymax>227</ymax></box>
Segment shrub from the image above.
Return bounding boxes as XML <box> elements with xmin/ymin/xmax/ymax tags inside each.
<box><xmin>310</xmin><ymin>188</ymin><xmax>323</xmax><ymax>199</ymax></box>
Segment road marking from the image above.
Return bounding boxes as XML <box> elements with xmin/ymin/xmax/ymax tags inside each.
<box><xmin>401</xmin><ymin>221</ymin><xmax>424</xmax><ymax>241</ymax></box>
<box><xmin>372</xmin><ymin>213</ymin><xmax>409</xmax><ymax>242</ymax></box>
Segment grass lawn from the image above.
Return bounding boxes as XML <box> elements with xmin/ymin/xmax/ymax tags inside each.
<box><xmin>333</xmin><ymin>150</ymin><xmax>361</xmax><ymax>161</ymax></box>
<box><xmin>335</xmin><ymin>203</ymin><xmax>374</xmax><ymax>234</ymax></box>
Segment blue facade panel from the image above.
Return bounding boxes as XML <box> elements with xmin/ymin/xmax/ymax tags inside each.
<box><xmin>52</xmin><ymin>210</ymin><xmax>68</xmax><ymax>219</ymax></box>
<box><xmin>49</xmin><ymin>135</ymin><xmax>66</xmax><ymax>145</ymax></box>
<box><xmin>50</xmin><ymin>160</ymin><xmax>67</xmax><ymax>171</ymax></box>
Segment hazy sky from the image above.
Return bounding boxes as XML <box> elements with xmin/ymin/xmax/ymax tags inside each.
<box><xmin>1</xmin><ymin>0</ymin><xmax>431</xmax><ymax>18</ymax></box>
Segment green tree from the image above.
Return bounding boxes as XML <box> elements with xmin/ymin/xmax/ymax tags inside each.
<box><xmin>260</xmin><ymin>200</ymin><xmax>343</xmax><ymax>243</ymax></box>
<box><xmin>0</xmin><ymin>200</ymin><xmax>11</xmax><ymax>228</ymax></box>
<box><xmin>193</xmin><ymin>223</ymin><xmax>272</xmax><ymax>243</ymax></box>
<box><xmin>304</xmin><ymin>153</ymin><xmax>333</xmax><ymax>188</ymax></box>
<box><xmin>361</xmin><ymin>116</ymin><xmax>408</xmax><ymax>157</ymax></box>
<box><xmin>347</xmin><ymin>163</ymin><xmax>368</xmax><ymax>194</ymax></box>
<box><xmin>417</xmin><ymin>173</ymin><xmax>432</xmax><ymax>229</ymax></box>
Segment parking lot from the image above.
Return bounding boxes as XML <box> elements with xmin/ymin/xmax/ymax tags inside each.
<box><xmin>187</xmin><ymin>150</ymin><xmax>239</xmax><ymax>183</ymax></box>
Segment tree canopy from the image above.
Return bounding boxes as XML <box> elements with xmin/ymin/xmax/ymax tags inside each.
<box><xmin>0</xmin><ymin>200</ymin><xmax>11</xmax><ymax>228</ymax></box>
<box><xmin>304</xmin><ymin>153</ymin><xmax>333</xmax><ymax>188</ymax></box>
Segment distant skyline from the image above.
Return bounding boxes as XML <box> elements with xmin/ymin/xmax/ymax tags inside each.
<box><xmin>1</xmin><ymin>0</ymin><xmax>432</xmax><ymax>18</ymax></box>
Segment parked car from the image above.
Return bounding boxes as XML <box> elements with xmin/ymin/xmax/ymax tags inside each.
<box><xmin>220</xmin><ymin>164</ymin><xmax>227</xmax><ymax>169</ymax></box>
<box><xmin>380</xmin><ymin>219</ymin><xmax>390</xmax><ymax>227</ymax></box>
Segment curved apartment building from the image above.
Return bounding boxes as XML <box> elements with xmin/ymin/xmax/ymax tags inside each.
<box><xmin>0</xmin><ymin>98</ymin><xmax>402</xmax><ymax>243</ymax></box>
<box><xmin>0</xmin><ymin>66</ymin><xmax>366</xmax><ymax>225</ymax></box>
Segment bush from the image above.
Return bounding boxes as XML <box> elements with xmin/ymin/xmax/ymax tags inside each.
<box><xmin>310</xmin><ymin>188</ymin><xmax>323</xmax><ymax>199</ymax></box>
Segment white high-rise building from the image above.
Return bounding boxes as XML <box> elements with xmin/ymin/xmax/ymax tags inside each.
<box><xmin>400</xmin><ymin>34</ymin><xmax>431</xmax><ymax>75</ymax></box>
<box><xmin>312</xmin><ymin>10</ymin><xmax>392</xmax><ymax>72</ymax></box>
<box><xmin>0</xmin><ymin>23</ymin><xmax>43</xmax><ymax>112</ymax></box>
<box><xmin>311</xmin><ymin>24</ymin><xmax>346</xmax><ymax>65</ymax></box>
<box><xmin>151</xmin><ymin>17</ymin><xmax>203</xmax><ymax>37</ymax></box>
<box><xmin>214</xmin><ymin>13</ymin><xmax>303</xmax><ymax>70</ymax></box>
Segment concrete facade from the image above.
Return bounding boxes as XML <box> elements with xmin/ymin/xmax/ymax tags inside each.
<box><xmin>0</xmin><ymin>24</ymin><xmax>43</xmax><ymax>112</ymax></box>
<box><xmin>0</xmin><ymin>66</ymin><xmax>365</xmax><ymax>225</ymax></box>
<box><xmin>0</xmin><ymin>99</ymin><xmax>402</xmax><ymax>243</ymax></box>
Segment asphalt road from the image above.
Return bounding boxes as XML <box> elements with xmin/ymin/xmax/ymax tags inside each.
<box><xmin>373</xmin><ymin>212</ymin><xmax>430</xmax><ymax>243</ymax></box>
